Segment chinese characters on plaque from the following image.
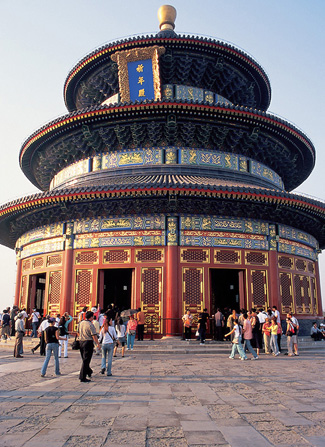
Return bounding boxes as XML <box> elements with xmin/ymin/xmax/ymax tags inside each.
<box><xmin>127</xmin><ymin>59</ymin><xmax>155</xmax><ymax>102</ymax></box>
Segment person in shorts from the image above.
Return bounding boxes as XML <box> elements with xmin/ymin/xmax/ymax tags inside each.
<box><xmin>287</xmin><ymin>313</ymin><xmax>299</xmax><ymax>355</ymax></box>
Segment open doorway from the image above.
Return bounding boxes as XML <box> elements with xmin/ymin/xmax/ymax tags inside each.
<box><xmin>210</xmin><ymin>269</ymin><xmax>244</xmax><ymax>313</ymax></box>
<box><xmin>28</xmin><ymin>273</ymin><xmax>46</xmax><ymax>316</ymax></box>
<box><xmin>99</xmin><ymin>269</ymin><xmax>133</xmax><ymax>313</ymax></box>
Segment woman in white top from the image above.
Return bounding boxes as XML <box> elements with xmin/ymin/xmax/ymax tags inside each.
<box><xmin>98</xmin><ymin>318</ymin><xmax>117</xmax><ymax>376</ymax></box>
<box><xmin>113</xmin><ymin>318</ymin><xmax>126</xmax><ymax>358</ymax></box>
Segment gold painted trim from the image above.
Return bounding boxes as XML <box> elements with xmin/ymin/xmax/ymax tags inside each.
<box><xmin>111</xmin><ymin>46</ymin><xmax>165</xmax><ymax>103</ymax></box>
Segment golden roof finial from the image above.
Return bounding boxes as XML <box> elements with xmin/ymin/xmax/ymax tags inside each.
<box><xmin>158</xmin><ymin>5</ymin><xmax>177</xmax><ymax>31</ymax></box>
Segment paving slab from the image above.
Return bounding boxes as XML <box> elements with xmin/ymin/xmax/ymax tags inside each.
<box><xmin>216</xmin><ymin>425</ymin><xmax>273</xmax><ymax>447</ymax></box>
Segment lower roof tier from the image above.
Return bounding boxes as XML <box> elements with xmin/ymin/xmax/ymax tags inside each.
<box><xmin>19</xmin><ymin>102</ymin><xmax>315</xmax><ymax>192</ymax></box>
<box><xmin>0</xmin><ymin>180</ymin><xmax>324</xmax><ymax>250</ymax></box>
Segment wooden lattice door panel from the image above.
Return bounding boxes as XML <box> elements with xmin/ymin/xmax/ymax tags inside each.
<box><xmin>278</xmin><ymin>256</ymin><xmax>294</xmax><ymax>270</ymax></box>
<box><xmin>280</xmin><ymin>272</ymin><xmax>294</xmax><ymax>314</ymax></box>
<box><xmin>75</xmin><ymin>250</ymin><xmax>99</xmax><ymax>265</ymax></box>
<box><xmin>104</xmin><ymin>249</ymin><xmax>131</xmax><ymax>264</ymax></box>
<box><xmin>47</xmin><ymin>254</ymin><xmax>62</xmax><ymax>267</ymax></box>
<box><xmin>310</xmin><ymin>277</ymin><xmax>318</xmax><ymax>314</ymax></box>
<box><xmin>20</xmin><ymin>275</ymin><xmax>28</xmax><ymax>309</ymax></box>
<box><xmin>214</xmin><ymin>249</ymin><xmax>241</xmax><ymax>265</ymax></box>
<box><xmin>47</xmin><ymin>271</ymin><xmax>62</xmax><ymax>316</ymax></box>
<box><xmin>250</xmin><ymin>269</ymin><xmax>268</xmax><ymax>310</ymax></box>
<box><xmin>294</xmin><ymin>274</ymin><xmax>312</xmax><ymax>314</ymax></box>
<box><xmin>136</xmin><ymin>248</ymin><xmax>164</xmax><ymax>263</ymax></box>
<box><xmin>245</xmin><ymin>251</ymin><xmax>267</xmax><ymax>266</ymax></box>
<box><xmin>182</xmin><ymin>267</ymin><xmax>204</xmax><ymax>321</ymax></box>
<box><xmin>180</xmin><ymin>248</ymin><xmax>210</xmax><ymax>263</ymax></box>
<box><xmin>74</xmin><ymin>269</ymin><xmax>93</xmax><ymax>330</ymax></box>
<box><xmin>141</xmin><ymin>267</ymin><xmax>162</xmax><ymax>333</ymax></box>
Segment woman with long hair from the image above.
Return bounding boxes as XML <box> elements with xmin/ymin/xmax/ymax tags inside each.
<box><xmin>182</xmin><ymin>309</ymin><xmax>193</xmax><ymax>341</ymax></box>
<box><xmin>99</xmin><ymin>318</ymin><xmax>117</xmax><ymax>376</ymax></box>
<box><xmin>113</xmin><ymin>318</ymin><xmax>126</xmax><ymax>358</ymax></box>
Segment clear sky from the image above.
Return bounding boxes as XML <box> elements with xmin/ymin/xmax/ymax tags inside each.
<box><xmin>0</xmin><ymin>0</ymin><xmax>324</xmax><ymax>312</ymax></box>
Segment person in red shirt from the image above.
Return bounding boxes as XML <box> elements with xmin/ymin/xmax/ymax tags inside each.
<box><xmin>262</xmin><ymin>317</ymin><xmax>272</xmax><ymax>354</ymax></box>
<box><xmin>126</xmin><ymin>315</ymin><xmax>138</xmax><ymax>350</ymax></box>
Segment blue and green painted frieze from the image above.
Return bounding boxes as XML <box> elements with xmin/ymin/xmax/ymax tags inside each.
<box><xmin>16</xmin><ymin>215</ymin><xmax>317</xmax><ymax>261</ymax></box>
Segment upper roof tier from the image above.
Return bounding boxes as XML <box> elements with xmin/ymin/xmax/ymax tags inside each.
<box><xmin>64</xmin><ymin>34</ymin><xmax>271</xmax><ymax>112</ymax></box>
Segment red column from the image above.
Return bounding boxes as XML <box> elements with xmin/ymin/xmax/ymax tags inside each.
<box><xmin>268</xmin><ymin>250</ymin><xmax>280</xmax><ymax>310</ymax></box>
<box><xmin>165</xmin><ymin>245</ymin><xmax>179</xmax><ymax>336</ymax></box>
<box><xmin>165</xmin><ymin>216</ymin><xmax>179</xmax><ymax>336</ymax></box>
<box><xmin>14</xmin><ymin>254</ymin><xmax>22</xmax><ymax>307</ymax></box>
<box><xmin>60</xmin><ymin>224</ymin><xmax>74</xmax><ymax>316</ymax></box>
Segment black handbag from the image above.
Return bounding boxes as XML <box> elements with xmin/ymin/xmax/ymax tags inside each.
<box><xmin>71</xmin><ymin>335</ymin><xmax>80</xmax><ymax>350</ymax></box>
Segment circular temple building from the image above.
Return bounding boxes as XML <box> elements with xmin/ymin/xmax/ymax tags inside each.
<box><xmin>1</xmin><ymin>6</ymin><xmax>324</xmax><ymax>335</ymax></box>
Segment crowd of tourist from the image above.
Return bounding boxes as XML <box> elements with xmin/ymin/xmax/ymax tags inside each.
<box><xmin>0</xmin><ymin>304</ymin><xmax>324</xmax><ymax>380</ymax></box>
<box><xmin>0</xmin><ymin>304</ymin><xmax>146</xmax><ymax>382</ymax></box>
<box><xmin>181</xmin><ymin>306</ymin><xmax>314</xmax><ymax>359</ymax></box>
<box><xmin>76</xmin><ymin>305</ymin><xmax>144</xmax><ymax>382</ymax></box>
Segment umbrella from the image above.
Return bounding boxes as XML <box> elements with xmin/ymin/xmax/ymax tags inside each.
<box><xmin>120</xmin><ymin>309</ymin><xmax>138</xmax><ymax>317</ymax></box>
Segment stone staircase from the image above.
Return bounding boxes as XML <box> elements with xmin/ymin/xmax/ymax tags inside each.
<box><xmin>123</xmin><ymin>336</ymin><xmax>325</xmax><ymax>355</ymax></box>
<box><xmin>2</xmin><ymin>336</ymin><xmax>324</xmax><ymax>356</ymax></box>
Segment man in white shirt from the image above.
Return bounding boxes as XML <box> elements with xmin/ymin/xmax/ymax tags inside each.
<box><xmin>30</xmin><ymin>309</ymin><xmax>40</xmax><ymax>338</ymax></box>
<box><xmin>31</xmin><ymin>316</ymin><xmax>49</xmax><ymax>355</ymax></box>
<box><xmin>14</xmin><ymin>313</ymin><xmax>25</xmax><ymax>358</ymax></box>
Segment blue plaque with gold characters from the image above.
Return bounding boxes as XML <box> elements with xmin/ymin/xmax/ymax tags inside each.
<box><xmin>111</xmin><ymin>46</ymin><xmax>165</xmax><ymax>103</ymax></box>
<box><xmin>128</xmin><ymin>59</ymin><xmax>155</xmax><ymax>102</ymax></box>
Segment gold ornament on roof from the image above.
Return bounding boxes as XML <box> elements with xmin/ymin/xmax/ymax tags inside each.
<box><xmin>158</xmin><ymin>5</ymin><xmax>177</xmax><ymax>31</ymax></box>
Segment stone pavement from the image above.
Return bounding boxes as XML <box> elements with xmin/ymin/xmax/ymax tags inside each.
<box><xmin>0</xmin><ymin>338</ymin><xmax>325</xmax><ymax>447</ymax></box>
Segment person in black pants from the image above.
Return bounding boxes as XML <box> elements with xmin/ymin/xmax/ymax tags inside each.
<box><xmin>137</xmin><ymin>308</ymin><xmax>145</xmax><ymax>341</ymax></box>
<box><xmin>78</xmin><ymin>311</ymin><xmax>100</xmax><ymax>383</ymax></box>
<box><xmin>198</xmin><ymin>308</ymin><xmax>209</xmax><ymax>344</ymax></box>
